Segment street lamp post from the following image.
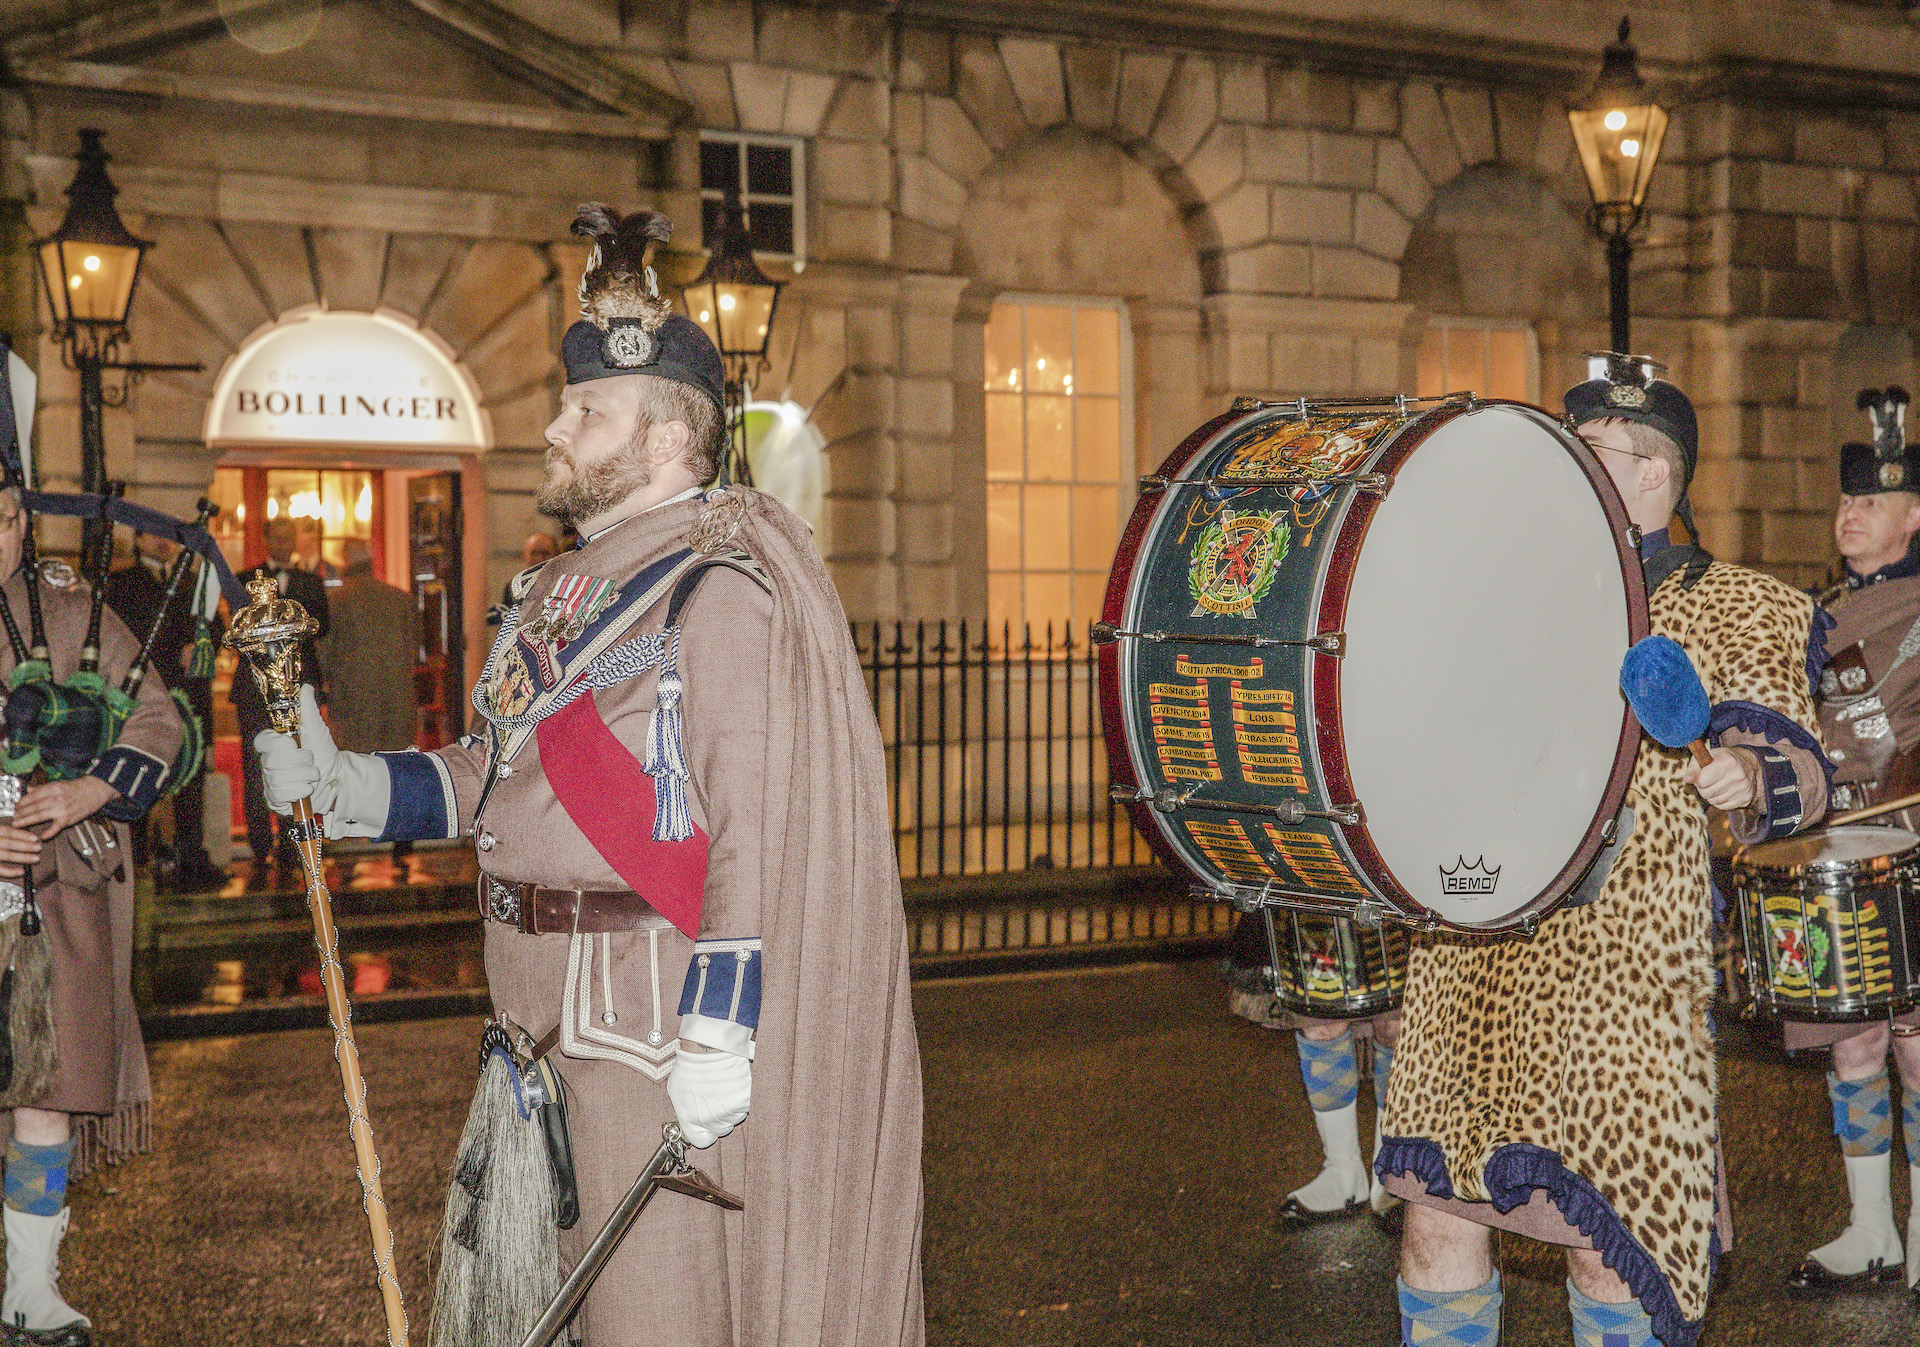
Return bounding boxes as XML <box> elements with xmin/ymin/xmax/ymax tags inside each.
<box><xmin>32</xmin><ymin>129</ymin><xmax>199</xmax><ymax>563</ymax></box>
<box><xmin>682</xmin><ymin>187</ymin><xmax>785</xmax><ymax>488</ymax></box>
<box><xmin>1567</xmin><ymin>18</ymin><xmax>1669</xmax><ymax>353</ymax></box>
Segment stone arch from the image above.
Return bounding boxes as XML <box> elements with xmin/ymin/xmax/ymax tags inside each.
<box><xmin>1398</xmin><ymin>163</ymin><xmax>1601</xmax><ymax>323</ymax></box>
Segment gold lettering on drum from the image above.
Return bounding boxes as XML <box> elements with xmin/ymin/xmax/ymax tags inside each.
<box><xmin>1229</xmin><ymin>680</ymin><xmax>1306</xmax><ymax>795</ymax></box>
<box><xmin>1150</xmin><ymin>679</ymin><xmax>1223</xmax><ymax>781</ymax></box>
<box><xmin>1175</xmin><ymin>655</ymin><xmax>1264</xmax><ymax>680</ymax></box>
<box><xmin>1186</xmin><ymin>819</ymin><xmax>1268</xmax><ymax>881</ymax></box>
<box><xmin>1265</xmin><ymin>825</ymin><xmax>1368</xmax><ymax>894</ymax></box>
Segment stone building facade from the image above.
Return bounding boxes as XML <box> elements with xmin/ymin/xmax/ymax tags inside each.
<box><xmin>0</xmin><ymin>0</ymin><xmax>1916</xmax><ymax>680</ymax></box>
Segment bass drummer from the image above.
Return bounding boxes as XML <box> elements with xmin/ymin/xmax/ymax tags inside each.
<box><xmin>1787</xmin><ymin>386</ymin><xmax>1920</xmax><ymax>1297</ymax></box>
<box><xmin>1381</xmin><ymin>361</ymin><xmax>1831</xmax><ymax>1347</ymax></box>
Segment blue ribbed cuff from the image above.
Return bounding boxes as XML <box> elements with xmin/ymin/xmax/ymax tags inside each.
<box><xmin>1752</xmin><ymin>745</ymin><xmax>1803</xmax><ymax>840</ymax></box>
<box><xmin>90</xmin><ymin>743</ymin><xmax>169</xmax><ymax>817</ymax></box>
<box><xmin>677</xmin><ymin>937</ymin><xmax>763</xmax><ymax>1029</ymax></box>
<box><xmin>377</xmin><ymin>750</ymin><xmax>457</xmax><ymax>842</ymax></box>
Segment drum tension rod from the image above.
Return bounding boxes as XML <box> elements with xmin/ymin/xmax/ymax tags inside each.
<box><xmin>1110</xmin><ymin>783</ymin><xmax>1364</xmax><ymax>828</ymax></box>
<box><xmin>1138</xmin><ymin>472</ymin><xmax>1393</xmax><ymax>497</ymax></box>
<box><xmin>1089</xmin><ymin>622</ymin><xmax>1344</xmax><ymax>656</ymax></box>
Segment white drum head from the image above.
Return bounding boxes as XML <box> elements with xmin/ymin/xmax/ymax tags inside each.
<box><xmin>1338</xmin><ymin>405</ymin><xmax>1633</xmax><ymax>927</ymax></box>
<box><xmin>1748</xmin><ymin>825</ymin><xmax>1920</xmax><ymax>870</ymax></box>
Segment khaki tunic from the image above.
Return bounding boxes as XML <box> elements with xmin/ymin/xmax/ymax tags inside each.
<box><xmin>432</xmin><ymin>504</ymin><xmax>772</xmax><ymax>1343</ymax></box>
<box><xmin>1787</xmin><ymin>571</ymin><xmax>1920</xmax><ymax>1048</ymax></box>
<box><xmin>0</xmin><ymin>565</ymin><xmax>182</xmax><ymax>1166</ymax></box>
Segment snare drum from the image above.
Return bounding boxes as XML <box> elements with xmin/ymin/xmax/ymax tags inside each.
<box><xmin>1225</xmin><ymin>910</ymin><xmax>1409</xmax><ymax>1020</ymax></box>
<box><xmin>1099</xmin><ymin>396</ymin><xmax>1648</xmax><ymax>931</ymax></box>
<box><xmin>1733</xmin><ymin>825</ymin><xmax>1920</xmax><ymax>1021</ymax></box>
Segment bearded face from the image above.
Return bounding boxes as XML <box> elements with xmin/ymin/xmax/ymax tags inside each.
<box><xmin>537</xmin><ymin>421</ymin><xmax>654</xmax><ymax>526</ymax></box>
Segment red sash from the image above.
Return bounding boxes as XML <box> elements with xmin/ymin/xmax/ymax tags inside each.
<box><xmin>536</xmin><ymin>690</ymin><xmax>708</xmax><ymax>938</ymax></box>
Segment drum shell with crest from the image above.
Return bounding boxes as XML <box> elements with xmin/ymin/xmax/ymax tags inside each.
<box><xmin>1099</xmin><ymin>397</ymin><xmax>1649</xmax><ymax>933</ymax></box>
<box><xmin>1732</xmin><ymin>824</ymin><xmax>1920</xmax><ymax>1022</ymax></box>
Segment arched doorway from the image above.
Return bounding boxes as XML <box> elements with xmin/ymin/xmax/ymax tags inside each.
<box><xmin>204</xmin><ymin>307</ymin><xmax>492</xmax><ymax>757</ymax></box>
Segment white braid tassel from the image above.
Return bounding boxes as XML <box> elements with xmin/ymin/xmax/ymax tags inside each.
<box><xmin>642</xmin><ymin>627</ymin><xmax>694</xmax><ymax>842</ymax></box>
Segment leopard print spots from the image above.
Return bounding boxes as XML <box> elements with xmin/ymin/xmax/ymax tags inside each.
<box><xmin>1384</xmin><ymin>563</ymin><xmax>1823</xmax><ymax>1328</ymax></box>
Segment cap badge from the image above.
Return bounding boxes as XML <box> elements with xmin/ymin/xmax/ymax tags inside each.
<box><xmin>1882</xmin><ymin>460</ymin><xmax>1907</xmax><ymax>489</ymax></box>
<box><xmin>604</xmin><ymin>324</ymin><xmax>656</xmax><ymax>369</ymax></box>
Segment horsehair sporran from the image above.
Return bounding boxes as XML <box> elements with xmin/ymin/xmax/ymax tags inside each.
<box><xmin>429</xmin><ymin>1026</ymin><xmax>564</xmax><ymax>1347</ymax></box>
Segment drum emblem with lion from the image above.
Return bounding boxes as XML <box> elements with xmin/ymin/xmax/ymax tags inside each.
<box><xmin>1189</xmin><ymin>511</ymin><xmax>1286</xmax><ymax>619</ymax></box>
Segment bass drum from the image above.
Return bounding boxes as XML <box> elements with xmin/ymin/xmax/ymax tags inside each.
<box><xmin>1098</xmin><ymin>396</ymin><xmax>1649</xmax><ymax>932</ymax></box>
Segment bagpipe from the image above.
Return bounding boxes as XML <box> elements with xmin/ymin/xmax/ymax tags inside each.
<box><xmin>0</xmin><ymin>343</ymin><xmax>247</xmax><ymax>937</ymax></box>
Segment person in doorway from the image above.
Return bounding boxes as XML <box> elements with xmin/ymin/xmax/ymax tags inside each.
<box><xmin>316</xmin><ymin>538</ymin><xmax>417</xmax><ymax>869</ymax></box>
<box><xmin>1787</xmin><ymin>386</ymin><xmax>1920</xmax><ymax>1295</ymax></box>
<box><xmin>104</xmin><ymin>530</ymin><xmax>224</xmax><ymax>892</ymax></box>
<box><xmin>1380</xmin><ymin>359</ymin><xmax>1830</xmax><ymax>1347</ymax></box>
<box><xmin>486</xmin><ymin>532</ymin><xmax>561</xmax><ymax>628</ymax></box>
<box><xmin>231</xmin><ymin>516</ymin><xmax>327</xmax><ymax>889</ymax></box>
<box><xmin>252</xmin><ymin>204</ymin><xmax>925</xmax><ymax>1344</ymax></box>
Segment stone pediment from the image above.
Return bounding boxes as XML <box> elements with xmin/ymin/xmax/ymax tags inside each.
<box><xmin>4</xmin><ymin>0</ymin><xmax>687</xmax><ymax>138</ymax></box>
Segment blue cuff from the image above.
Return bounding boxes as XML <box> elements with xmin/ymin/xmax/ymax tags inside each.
<box><xmin>377</xmin><ymin>750</ymin><xmax>457</xmax><ymax>842</ymax></box>
<box><xmin>677</xmin><ymin>937</ymin><xmax>763</xmax><ymax>1030</ymax></box>
<box><xmin>1750</xmin><ymin>745</ymin><xmax>1803</xmax><ymax>839</ymax></box>
<box><xmin>1807</xmin><ymin>605</ymin><xmax>1837</xmax><ymax>702</ymax></box>
<box><xmin>1707</xmin><ymin>699</ymin><xmax>1834</xmax><ymax>790</ymax></box>
<box><xmin>90</xmin><ymin>744</ymin><xmax>169</xmax><ymax>819</ymax></box>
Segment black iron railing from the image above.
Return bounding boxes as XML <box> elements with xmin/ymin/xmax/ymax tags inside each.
<box><xmin>855</xmin><ymin>620</ymin><xmax>1154</xmax><ymax>880</ymax></box>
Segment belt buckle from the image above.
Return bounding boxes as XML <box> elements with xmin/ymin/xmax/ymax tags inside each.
<box><xmin>484</xmin><ymin>876</ymin><xmax>522</xmax><ymax>927</ymax></box>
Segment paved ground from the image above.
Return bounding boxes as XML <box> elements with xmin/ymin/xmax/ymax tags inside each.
<box><xmin>51</xmin><ymin>959</ymin><xmax>1920</xmax><ymax>1344</ymax></box>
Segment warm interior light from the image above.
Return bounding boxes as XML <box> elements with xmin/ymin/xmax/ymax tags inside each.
<box><xmin>265</xmin><ymin>498</ymin><xmax>279</xmax><ymax>520</ymax></box>
<box><xmin>289</xmin><ymin>489</ymin><xmax>321</xmax><ymax>519</ymax></box>
<box><xmin>235</xmin><ymin>503</ymin><xmax>246</xmax><ymax>523</ymax></box>
<box><xmin>1604</xmin><ymin>110</ymin><xmax>1626</xmax><ymax>131</ymax></box>
<box><xmin>719</xmin><ymin>294</ymin><xmax>736</xmax><ymax>311</ymax></box>
<box><xmin>1036</xmin><ymin>358</ymin><xmax>1046</xmax><ymax>370</ymax></box>
<box><xmin>67</xmin><ymin>275</ymin><xmax>79</xmax><ymax>289</ymax></box>
<box><xmin>1621</xmin><ymin>139</ymin><xmax>1640</xmax><ymax>157</ymax></box>
<box><xmin>354</xmin><ymin>482</ymin><xmax>372</xmax><ymax>523</ymax></box>
<box><xmin>699</xmin><ymin>310</ymin><xmax>711</xmax><ymax>322</ymax></box>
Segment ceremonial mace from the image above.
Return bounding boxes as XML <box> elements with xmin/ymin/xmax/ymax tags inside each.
<box><xmin>226</xmin><ymin>574</ymin><xmax>409</xmax><ymax>1345</ymax></box>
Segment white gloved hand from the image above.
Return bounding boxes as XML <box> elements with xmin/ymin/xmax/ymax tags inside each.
<box><xmin>667</xmin><ymin>1045</ymin><xmax>752</xmax><ymax>1149</ymax></box>
<box><xmin>250</xmin><ymin>685</ymin><xmax>391</xmax><ymax>839</ymax></box>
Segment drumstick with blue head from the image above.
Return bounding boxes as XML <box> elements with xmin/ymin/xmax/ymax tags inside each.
<box><xmin>1619</xmin><ymin>635</ymin><xmax>1714</xmax><ymax>768</ymax></box>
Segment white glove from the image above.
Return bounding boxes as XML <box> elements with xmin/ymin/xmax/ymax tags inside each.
<box><xmin>250</xmin><ymin>685</ymin><xmax>391</xmax><ymax>839</ymax></box>
<box><xmin>666</xmin><ymin>1045</ymin><xmax>751</xmax><ymax>1149</ymax></box>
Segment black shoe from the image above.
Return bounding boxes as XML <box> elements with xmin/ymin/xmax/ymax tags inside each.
<box><xmin>1784</xmin><ymin>1256</ymin><xmax>1906</xmax><ymax>1296</ymax></box>
<box><xmin>1279</xmin><ymin>1195</ymin><xmax>1367</xmax><ymax>1227</ymax></box>
<box><xmin>172</xmin><ymin>857</ymin><xmax>228</xmax><ymax>892</ymax></box>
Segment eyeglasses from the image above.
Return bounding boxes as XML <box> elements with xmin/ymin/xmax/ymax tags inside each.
<box><xmin>1580</xmin><ymin>437</ymin><xmax>1652</xmax><ymax>463</ymax></box>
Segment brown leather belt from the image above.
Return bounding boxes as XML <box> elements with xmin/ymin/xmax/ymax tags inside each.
<box><xmin>478</xmin><ymin>876</ymin><xmax>674</xmax><ymax>936</ymax></box>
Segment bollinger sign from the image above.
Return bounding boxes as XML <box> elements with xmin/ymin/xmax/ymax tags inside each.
<box><xmin>206</xmin><ymin>307</ymin><xmax>490</xmax><ymax>451</ymax></box>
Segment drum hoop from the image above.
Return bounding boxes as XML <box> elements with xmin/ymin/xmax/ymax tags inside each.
<box><xmin>1310</xmin><ymin>398</ymin><xmax>1650</xmax><ymax>931</ymax></box>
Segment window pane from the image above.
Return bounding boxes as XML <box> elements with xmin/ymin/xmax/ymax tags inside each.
<box><xmin>1416</xmin><ymin>328</ymin><xmax>1444</xmax><ymax>399</ymax></box>
<box><xmin>1444</xmin><ymin>328</ymin><xmax>1481</xmax><ymax>395</ymax></box>
<box><xmin>1074</xmin><ymin>395</ymin><xmax>1120</xmax><ymax>483</ymax></box>
<box><xmin>1071</xmin><ymin>484</ymin><xmax>1119</xmax><ymax>571</ymax></box>
<box><xmin>988</xmin><ymin>572</ymin><xmax>1021</xmax><ymax>633</ymax></box>
<box><xmin>1023</xmin><ymin>484</ymin><xmax>1071</xmax><ymax>569</ymax></box>
<box><xmin>985</xmin><ymin>392</ymin><xmax>1023</xmax><ymax>480</ymax></box>
<box><xmin>984</xmin><ymin>305</ymin><xmax>1023</xmax><ymax>392</ymax></box>
<box><xmin>700</xmin><ymin>196</ymin><xmax>728</xmax><ymax>249</ymax></box>
<box><xmin>1487</xmin><ymin>328</ymin><xmax>1529</xmax><ymax>402</ymax></box>
<box><xmin>1072</xmin><ymin>574</ymin><xmax>1110</xmax><ymax>628</ymax></box>
<box><xmin>1023</xmin><ymin>573</ymin><xmax>1072</xmax><ymax>634</ymax></box>
<box><xmin>745</xmin><ymin>143</ymin><xmax>792</xmax><ymax>196</ymax></box>
<box><xmin>1027</xmin><ymin>396</ymin><xmax>1072</xmax><ymax>481</ymax></box>
<box><xmin>700</xmin><ymin>140</ymin><xmax>739</xmax><ymax>194</ymax></box>
<box><xmin>987</xmin><ymin>482</ymin><xmax>1022</xmax><ymax>572</ymax></box>
<box><xmin>1025</xmin><ymin>305</ymin><xmax>1071</xmax><ymax>394</ymax></box>
<box><xmin>747</xmin><ymin>202</ymin><xmax>793</xmax><ymax>255</ymax></box>
<box><xmin>1074</xmin><ymin>307</ymin><xmax>1121</xmax><ymax>395</ymax></box>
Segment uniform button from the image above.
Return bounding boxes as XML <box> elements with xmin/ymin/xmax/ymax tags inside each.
<box><xmin>648</xmin><ymin>1030</ymin><xmax>664</xmax><ymax>1046</ymax></box>
<box><xmin>602</xmin><ymin>1011</ymin><xmax>618</xmax><ymax>1026</ymax></box>
<box><xmin>497</xmin><ymin>763</ymin><xmax>513</xmax><ymax>779</ymax></box>
<box><xmin>698</xmin><ymin>953</ymin><xmax>710</xmax><ymax>968</ymax></box>
<box><xmin>478</xmin><ymin>831</ymin><xmax>495</xmax><ymax>852</ymax></box>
